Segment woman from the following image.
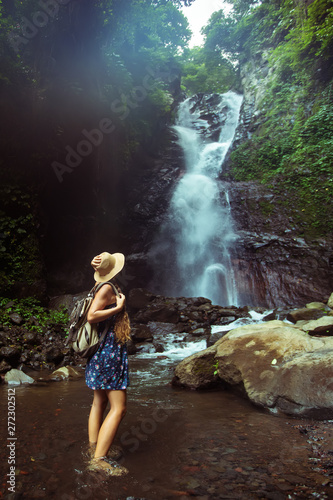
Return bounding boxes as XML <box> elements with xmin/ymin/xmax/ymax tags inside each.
<box><xmin>85</xmin><ymin>252</ymin><xmax>130</xmax><ymax>476</ymax></box>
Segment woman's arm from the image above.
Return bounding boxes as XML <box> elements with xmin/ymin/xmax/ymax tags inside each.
<box><xmin>87</xmin><ymin>284</ymin><xmax>126</xmax><ymax>324</ymax></box>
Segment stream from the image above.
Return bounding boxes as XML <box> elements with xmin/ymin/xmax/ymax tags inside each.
<box><xmin>1</xmin><ymin>315</ymin><xmax>332</xmax><ymax>500</ymax></box>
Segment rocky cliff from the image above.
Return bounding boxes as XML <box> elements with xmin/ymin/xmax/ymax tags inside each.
<box><xmin>228</xmin><ymin>181</ymin><xmax>333</xmax><ymax>307</ymax></box>
<box><xmin>225</xmin><ymin>51</ymin><xmax>333</xmax><ymax>307</ymax></box>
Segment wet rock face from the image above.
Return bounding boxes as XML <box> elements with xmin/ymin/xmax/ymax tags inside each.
<box><xmin>186</xmin><ymin>93</ymin><xmax>231</xmax><ymax>141</ymax></box>
<box><xmin>227</xmin><ymin>181</ymin><xmax>333</xmax><ymax>307</ymax></box>
<box><xmin>120</xmin><ymin>128</ymin><xmax>183</xmax><ymax>256</ymax></box>
<box><xmin>231</xmin><ymin>51</ymin><xmax>272</xmax><ymax>149</ymax></box>
<box><xmin>216</xmin><ymin>52</ymin><xmax>333</xmax><ymax>307</ymax></box>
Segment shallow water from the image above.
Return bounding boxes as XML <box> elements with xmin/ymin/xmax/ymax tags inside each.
<box><xmin>1</xmin><ymin>324</ymin><xmax>332</xmax><ymax>500</ymax></box>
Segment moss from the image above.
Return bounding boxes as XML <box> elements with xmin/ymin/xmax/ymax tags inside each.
<box><xmin>192</xmin><ymin>355</ymin><xmax>217</xmax><ymax>376</ymax></box>
<box><xmin>230</xmin><ymin>81</ymin><xmax>333</xmax><ymax>238</ymax></box>
<box><xmin>259</xmin><ymin>200</ymin><xmax>274</xmax><ymax>217</ymax></box>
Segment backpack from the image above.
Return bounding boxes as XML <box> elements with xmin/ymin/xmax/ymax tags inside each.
<box><xmin>66</xmin><ymin>282</ymin><xmax>118</xmax><ymax>359</ymax></box>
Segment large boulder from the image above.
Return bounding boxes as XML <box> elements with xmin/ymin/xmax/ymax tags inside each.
<box><xmin>0</xmin><ymin>347</ymin><xmax>21</xmax><ymax>366</ymax></box>
<box><xmin>134</xmin><ymin>304</ymin><xmax>180</xmax><ymax>324</ymax></box>
<box><xmin>306</xmin><ymin>302</ymin><xmax>331</xmax><ymax>312</ymax></box>
<box><xmin>130</xmin><ymin>324</ymin><xmax>154</xmax><ymax>342</ymax></box>
<box><xmin>4</xmin><ymin>369</ymin><xmax>35</xmax><ymax>385</ymax></box>
<box><xmin>296</xmin><ymin>316</ymin><xmax>333</xmax><ymax>336</ymax></box>
<box><xmin>128</xmin><ymin>288</ymin><xmax>155</xmax><ymax>310</ymax></box>
<box><xmin>172</xmin><ymin>320</ymin><xmax>333</xmax><ymax>418</ymax></box>
<box><xmin>173</xmin><ymin>345</ymin><xmax>219</xmax><ymax>390</ymax></box>
<box><xmin>44</xmin><ymin>346</ymin><xmax>65</xmax><ymax>364</ymax></box>
<box><xmin>49</xmin><ymin>366</ymin><xmax>82</xmax><ymax>381</ymax></box>
<box><xmin>286</xmin><ymin>307</ymin><xmax>326</xmax><ymax>323</ymax></box>
<box><xmin>328</xmin><ymin>292</ymin><xmax>333</xmax><ymax>308</ymax></box>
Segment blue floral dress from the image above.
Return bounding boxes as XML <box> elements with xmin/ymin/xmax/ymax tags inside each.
<box><xmin>85</xmin><ymin>310</ymin><xmax>129</xmax><ymax>391</ymax></box>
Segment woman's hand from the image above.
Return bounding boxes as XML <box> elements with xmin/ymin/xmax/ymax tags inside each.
<box><xmin>116</xmin><ymin>293</ymin><xmax>126</xmax><ymax>310</ymax></box>
<box><xmin>87</xmin><ymin>286</ymin><xmax>124</xmax><ymax>324</ymax></box>
<box><xmin>91</xmin><ymin>255</ymin><xmax>102</xmax><ymax>270</ymax></box>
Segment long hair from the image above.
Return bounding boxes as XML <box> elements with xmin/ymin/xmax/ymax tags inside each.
<box><xmin>113</xmin><ymin>282</ymin><xmax>131</xmax><ymax>344</ymax></box>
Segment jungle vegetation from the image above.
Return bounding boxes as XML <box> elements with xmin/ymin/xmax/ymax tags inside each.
<box><xmin>0</xmin><ymin>0</ymin><xmax>332</xmax><ymax>293</ymax></box>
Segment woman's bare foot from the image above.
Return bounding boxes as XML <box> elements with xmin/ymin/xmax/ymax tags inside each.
<box><xmin>87</xmin><ymin>456</ymin><xmax>128</xmax><ymax>476</ymax></box>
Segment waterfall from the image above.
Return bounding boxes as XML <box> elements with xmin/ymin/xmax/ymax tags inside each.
<box><xmin>151</xmin><ymin>91</ymin><xmax>243</xmax><ymax>306</ymax></box>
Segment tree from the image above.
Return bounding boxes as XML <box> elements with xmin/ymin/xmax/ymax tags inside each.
<box><xmin>229</xmin><ymin>0</ymin><xmax>263</xmax><ymax>18</ymax></box>
<box><xmin>180</xmin><ymin>45</ymin><xmax>237</xmax><ymax>95</ymax></box>
<box><xmin>202</xmin><ymin>10</ymin><xmax>239</xmax><ymax>63</ymax></box>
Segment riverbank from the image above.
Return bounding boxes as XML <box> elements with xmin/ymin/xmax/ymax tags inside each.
<box><xmin>1</xmin><ymin>287</ymin><xmax>332</xmax><ymax>377</ymax></box>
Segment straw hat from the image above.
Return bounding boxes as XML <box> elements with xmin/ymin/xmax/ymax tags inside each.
<box><xmin>94</xmin><ymin>252</ymin><xmax>125</xmax><ymax>283</ymax></box>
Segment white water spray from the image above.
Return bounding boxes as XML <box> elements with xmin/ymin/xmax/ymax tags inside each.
<box><xmin>152</xmin><ymin>91</ymin><xmax>243</xmax><ymax>306</ymax></box>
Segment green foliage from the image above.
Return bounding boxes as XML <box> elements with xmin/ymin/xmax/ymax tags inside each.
<box><xmin>102</xmin><ymin>0</ymin><xmax>190</xmax><ymax>62</ymax></box>
<box><xmin>180</xmin><ymin>44</ymin><xmax>237</xmax><ymax>95</ymax></box>
<box><xmin>0</xmin><ymin>297</ymin><xmax>69</xmax><ymax>334</ymax></box>
<box><xmin>299</xmin><ymin>104</ymin><xmax>333</xmax><ymax>143</ymax></box>
<box><xmin>230</xmin><ymin>85</ymin><xmax>333</xmax><ymax>236</ymax></box>
<box><xmin>204</xmin><ymin>0</ymin><xmax>333</xmax><ymax>68</ymax></box>
<box><xmin>229</xmin><ymin>0</ymin><xmax>263</xmax><ymax>18</ymax></box>
<box><xmin>148</xmin><ymin>87</ymin><xmax>174</xmax><ymax>113</ymax></box>
<box><xmin>0</xmin><ymin>185</ymin><xmax>42</xmax><ymax>292</ymax></box>
<box><xmin>0</xmin><ymin>0</ymin><xmax>192</xmax><ymax>168</ymax></box>
<box><xmin>202</xmin><ymin>1</ymin><xmax>283</xmax><ymax>62</ymax></box>
<box><xmin>202</xmin><ymin>10</ymin><xmax>239</xmax><ymax>62</ymax></box>
<box><xmin>280</xmin><ymin>0</ymin><xmax>333</xmax><ymax>64</ymax></box>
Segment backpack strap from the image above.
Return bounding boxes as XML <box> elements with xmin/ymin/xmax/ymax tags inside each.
<box><xmin>92</xmin><ymin>281</ymin><xmax>120</xmax><ymax>297</ymax></box>
<box><xmin>109</xmin><ymin>282</ymin><xmax>120</xmax><ymax>297</ymax></box>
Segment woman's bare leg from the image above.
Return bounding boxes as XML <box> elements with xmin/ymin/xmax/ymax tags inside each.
<box><xmin>94</xmin><ymin>389</ymin><xmax>126</xmax><ymax>458</ymax></box>
<box><xmin>88</xmin><ymin>390</ymin><xmax>108</xmax><ymax>445</ymax></box>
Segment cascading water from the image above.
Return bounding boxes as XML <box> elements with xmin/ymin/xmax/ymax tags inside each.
<box><xmin>151</xmin><ymin>91</ymin><xmax>243</xmax><ymax>306</ymax></box>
